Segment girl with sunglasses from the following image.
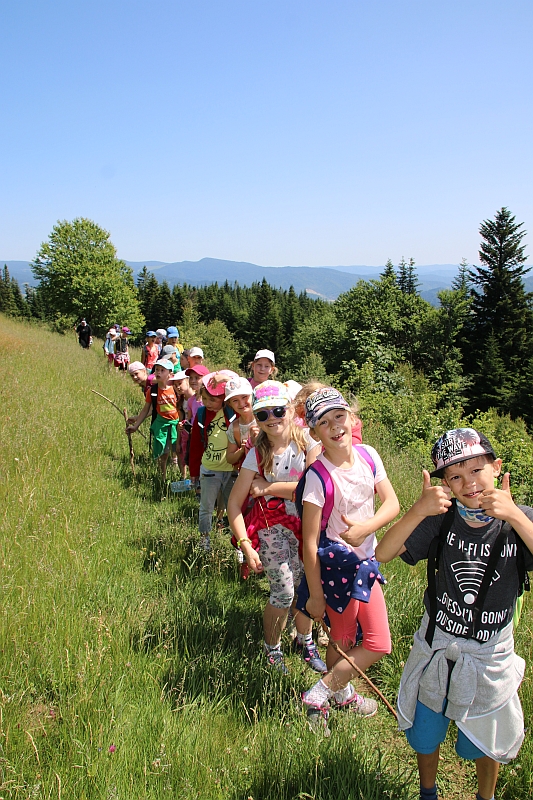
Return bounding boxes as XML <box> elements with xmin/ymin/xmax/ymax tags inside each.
<box><xmin>227</xmin><ymin>380</ymin><xmax>326</xmax><ymax>674</ymax></box>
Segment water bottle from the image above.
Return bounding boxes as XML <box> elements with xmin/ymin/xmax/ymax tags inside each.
<box><xmin>170</xmin><ymin>479</ymin><xmax>192</xmax><ymax>493</ymax></box>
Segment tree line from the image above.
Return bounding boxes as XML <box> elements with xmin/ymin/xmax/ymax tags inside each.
<box><xmin>2</xmin><ymin>208</ymin><xmax>532</xmax><ymax>428</ymax></box>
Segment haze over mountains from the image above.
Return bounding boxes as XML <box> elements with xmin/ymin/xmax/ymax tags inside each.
<box><xmin>4</xmin><ymin>257</ymin><xmax>533</xmax><ymax>304</ymax></box>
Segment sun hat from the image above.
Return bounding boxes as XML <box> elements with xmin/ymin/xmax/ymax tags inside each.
<box><xmin>169</xmin><ymin>370</ymin><xmax>188</xmax><ymax>381</ymax></box>
<box><xmin>161</xmin><ymin>345</ymin><xmax>177</xmax><ymax>357</ymax></box>
<box><xmin>225</xmin><ymin>376</ymin><xmax>254</xmax><ymax>402</ymax></box>
<box><xmin>146</xmin><ymin>330</ymin><xmax>157</xmax><ymax>337</ymax></box>
<box><xmin>155</xmin><ymin>328</ymin><xmax>167</xmax><ymax>338</ymax></box>
<box><xmin>305</xmin><ymin>387</ymin><xmax>350</xmax><ymax>428</ymax></box>
<box><xmin>284</xmin><ymin>380</ymin><xmax>302</xmax><ymax>401</ymax></box>
<box><xmin>154</xmin><ymin>359</ymin><xmax>174</xmax><ymax>371</ymax></box>
<box><xmin>252</xmin><ymin>380</ymin><xmax>291</xmax><ymax>412</ymax></box>
<box><xmin>430</xmin><ymin>428</ymin><xmax>496</xmax><ymax>478</ymax></box>
<box><xmin>201</xmin><ymin>370</ymin><xmax>240</xmax><ymax>397</ymax></box>
<box><xmin>185</xmin><ymin>364</ymin><xmax>210</xmax><ymax>377</ymax></box>
<box><xmin>128</xmin><ymin>361</ymin><xmax>146</xmax><ymax>373</ymax></box>
<box><xmin>254</xmin><ymin>349</ymin><xmax>275</xmax><ymax>364</ymax></box>
<box><xmin>189</xmin><ymin>346</ymin><xmax>204</xmax><ymax>358</ymax></box>
<box><xmin>166</xmin><ymin>326</ymin><xmax>179</xmax><ymax>338</ymax></box>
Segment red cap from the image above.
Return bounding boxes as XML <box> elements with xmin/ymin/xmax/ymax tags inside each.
<box><xmin>185</xmin><ymin>365</ymin><xmax>210</xmax><ymax>377</ymax></box>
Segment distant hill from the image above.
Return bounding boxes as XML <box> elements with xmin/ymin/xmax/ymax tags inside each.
<box><xmin>4</xmin><ymin>257</ymin><xmax>533</xmax><ymax>303</ymax></box>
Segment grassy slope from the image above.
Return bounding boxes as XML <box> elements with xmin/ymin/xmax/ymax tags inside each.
<box><xmin>0</xmin><ymin>314</ymin><xmax>531</xmax><ymax>800</ymax></box>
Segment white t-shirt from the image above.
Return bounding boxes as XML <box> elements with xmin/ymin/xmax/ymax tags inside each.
<box><xmin>227</xmin><ymin>419</ymin><xmax>255</xmax><ymax>445</ymax></box>
<box><xmin>242</xmin><ymin>430</ymin><xmax>319</xmax><ymax>516</ymax></box>
<box><xmin>302</xmin><ymin>445</ymin><xmax>386</xmax><ymax>560</ymax></box>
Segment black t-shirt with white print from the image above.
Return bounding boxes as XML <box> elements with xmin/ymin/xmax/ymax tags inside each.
<box><xmin>401</xmin><ymin>506</ymin><xmax>533</xmax><ymax>642</ymax></box>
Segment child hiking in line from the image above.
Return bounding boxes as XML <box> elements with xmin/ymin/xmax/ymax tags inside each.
<box><xmin>142</xmin><ymin>331</ymin><xmax>159</xmax><ymax>371</ymax></box>
<box><xmin>298</xmin><ymin>387</ymin><xmax>399</xmax><ymax>719</ymax></box>
<box><xmin>248</xmin><ymin>349</ymin><xmax>277</xmax><ymax>388</ymax></box>
<box><xmin>223</xmin><ymin>376</ymin><xmax>259</xmax><ymax>579</ymax></box>
<box><xmin>125</xmin><ymin>358</ymin><xmax>179</xmax><ymax>482</ymax></box>
<box><xmin>188</xmin><ymin>371</ymin><xmax>239</xmax><ymax>550</ymax></box>
<box><xmin>294</xmin><ymin>382</ymin><xmax>363</xmax><ymax>443</ymax></box>
<box><xmin>375</xmin><ymin>428</ymin><xmax>533</xmax><ymax>800</ymax></box>
<box><xmin>227</xmin><ymin>380</ymin><xmax>327</xmax><ymax>674</ymax></box>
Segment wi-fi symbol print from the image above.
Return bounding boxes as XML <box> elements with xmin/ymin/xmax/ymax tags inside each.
<box><xmin>450</xmin><ymin>561</ymin><xmax>500</xmax><ymax>606</ymax></box>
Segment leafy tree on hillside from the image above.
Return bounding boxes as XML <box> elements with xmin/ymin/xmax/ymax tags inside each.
<box><xmin>32</xmin><ymin>218</ymin><xmax>144</xmax><ymax>334</ymax></box>
<box><xmin>463</xmin><ymin>207</ymin><xmax>533</xmax><ymax>422</ymax></box>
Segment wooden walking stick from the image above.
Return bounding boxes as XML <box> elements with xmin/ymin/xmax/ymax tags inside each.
<box><xmin>123</xmin><ymin>406</ymin><xmax>136</xmax><ymax>476</ymax></box>
<box><xmin>91</xmin><ymin>389</ymin><xmax>147</xmax><ymax>440</ymax></box>
<box><xmin>316</xmin><ymin>618</ymin><xmax>397</xmax><ymax>719</ymax></box>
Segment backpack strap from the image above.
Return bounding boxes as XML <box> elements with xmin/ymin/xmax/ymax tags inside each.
<box><xmin>150</xmin><ymin>382</ymin><xmax>159</xmax><ymax>420</ymax></box>
<box><xmin>425</xmin><ymin>500</ymin><xmax>456</xmax><ymax>646</ymax></box>
<box><xmin>354</xmin><ymin>445</ymin><xmax>376</xmax><ymax>477</ymax></box>
<box><xmin>515</xmin><ymin>535</ymin><xmax>530</xmax><ymax>598</ymax></box>
<box><xmin>468</xmin><ymin>525</ymin><xmax>509</xmax><ymax>640</ymax></box>
<box><xmin>196</xmin><ymin>405</ymin><xmax>207</xmax><ymax>449</ymax></box>
<box><xmin>295</xmin><ymin>461</ymin><xmax>335</xmax><ymax>532</ymax></box>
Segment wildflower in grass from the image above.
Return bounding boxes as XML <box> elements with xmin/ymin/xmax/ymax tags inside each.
<box><xmin>108</xmin><ymin>744</ymin><xmax>116</xmax><ymax>753</ymax></box>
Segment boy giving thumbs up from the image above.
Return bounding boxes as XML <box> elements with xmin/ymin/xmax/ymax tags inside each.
<box><xmin>375</xmin><ymin>428</ymin><xmax>533</xmax><ymax>800</ymax></box>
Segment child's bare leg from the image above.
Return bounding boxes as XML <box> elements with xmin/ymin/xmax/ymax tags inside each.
<box><xmin>159</xmin><ymin>452</ymin><xmax>170</xmax><ymax>482</ymax></box>
<box><xmin>322</xmin><ymin>643</ymin><xmax>384</xmax><ymax>693</ymax></box>
<box><xmin>294</xmin><ymin>611</ymin><xmax>312</xmax><ymax>637</ymax></box>
<box><xmin>417</xmin><ymin>749</ymin><xmax>440</xmax><ymax>790</ymax></box>
<box><xmin>475</xmin><ymin>756</ymin><xmax>499</xmax><ymax>800</ymax></box>
<box><xmin>263</xmin><ymin>603</ymin><xmax>289</xmax><ymax>646</ymax></box>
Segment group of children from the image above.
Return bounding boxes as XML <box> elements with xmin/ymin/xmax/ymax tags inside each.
<box><xmin>117</xmin><ymin>330</ymin><xmax>532</xmax><ymax>800</ymax></box>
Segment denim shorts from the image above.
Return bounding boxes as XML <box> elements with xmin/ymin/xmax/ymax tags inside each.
<box><xmin>405</xmin><ymin>700</ymin><xmax>485</xmax><ymax>760</ymax></box>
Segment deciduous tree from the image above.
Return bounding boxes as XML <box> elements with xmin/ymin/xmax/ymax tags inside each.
<box><xmin>32</xmin><ymin>218</ymin><xmax>144</xmax><ymax>334</ymax></box>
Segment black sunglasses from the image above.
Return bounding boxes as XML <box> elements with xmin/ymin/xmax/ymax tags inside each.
<box><xmin>254</xmin><ymin>406</ymin><xmax>287</xmax><ymax>422</ymax></box>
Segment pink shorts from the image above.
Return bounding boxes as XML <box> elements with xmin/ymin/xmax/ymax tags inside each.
<box><xmin>326</xmin><ymin>581</ymin><xmax>391</xmax><ymax>654</ymax></box>
<box><xmin>179</xmin><ymin>427</ymin><xmax>189</xmax><ymax>459</ymax></box>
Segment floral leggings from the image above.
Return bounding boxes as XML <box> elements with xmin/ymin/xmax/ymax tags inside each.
<box><xmin>257</xmin><ymin>523</ymin><xmax>302</xmax><ymax>609</ymax></box>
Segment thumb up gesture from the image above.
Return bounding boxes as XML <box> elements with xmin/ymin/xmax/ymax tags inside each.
<box><xmin>415</xmin><ymin>469</ymin><xmax>453</xmax><ymax>517</ymax></box>
<box><xmin>478</xmin><ymin>472</ymin><xmax>513</xmax><ymax>520</ymax></box>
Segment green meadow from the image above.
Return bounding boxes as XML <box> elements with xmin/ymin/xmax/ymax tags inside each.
<box><xmin>1</xmin><ymin>314</ymin><xmax>532</xmax><ymax>800</ymax></box>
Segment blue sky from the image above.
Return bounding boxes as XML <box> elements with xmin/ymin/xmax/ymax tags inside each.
<box><xmin>2</xmin><ymin>1</ymin><xmax>532</xmax><ymax>266</ymax></box>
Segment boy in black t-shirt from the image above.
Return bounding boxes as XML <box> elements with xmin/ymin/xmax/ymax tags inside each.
<box><xmin>376</xmin><ymin>428</ymin><xmax>533</xmax><ymax>800</ymax></box>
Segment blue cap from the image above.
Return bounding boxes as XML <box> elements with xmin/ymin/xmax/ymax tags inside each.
<box><xmin>166</xmin><ymin>326</ymin><xmax>179</xmax><ymax>338</ymax></box>
<box><xmin>146</xmin><ymin>330</ymin><xmax>156</xmax><ymax>337</ymax></box>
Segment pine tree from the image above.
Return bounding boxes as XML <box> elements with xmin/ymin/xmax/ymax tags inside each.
<box><xmin>380</xmin><ymin>259</ymin><xmax>397</xmax><ymax>284</ymax></box>
<box><xmin>0</xmin><ymin>266</ymin><xmax>17</xmax><ymax>315</ymax></box>
<box><xmin>464</xmin><ymin>207</ymin><xmax>533</xmax><ymax>421</ymax></box>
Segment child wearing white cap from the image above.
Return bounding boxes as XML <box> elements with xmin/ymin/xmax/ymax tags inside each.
<box><xmin>248</xmin><ymin>349</ymin><xmax>277</xmax><ymax>388</ymax></box>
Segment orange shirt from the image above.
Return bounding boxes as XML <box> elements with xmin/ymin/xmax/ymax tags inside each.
<box><xmin>145</xmin><ymin>385</ymin><xmax>179</xmax><ymax>420</ymax></box>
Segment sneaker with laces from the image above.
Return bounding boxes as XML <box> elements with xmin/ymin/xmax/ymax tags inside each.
<box><xmin>265</xmin><ymin>648</ymin><xmax>289</xmax><ymax>675</ymax></box>
<box><xmin>337</xmin><ymin>689</ymin><xmax>378</xmax><ymax>717</ymax></box>
<box><xmin>306</xmin><ymin>705</ymin><xmax>331</xmax><ymax>736</ymax></box>
<box><xmin>299</xmin><ymin>641</ymin><xmax>327</xmax><ymax>674</ymax></box>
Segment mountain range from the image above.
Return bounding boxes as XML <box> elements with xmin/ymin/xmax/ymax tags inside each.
<box><xmin>4</xmin><ymin>257</ymin><xmax>533</xmax><ymax>304</ymax></box>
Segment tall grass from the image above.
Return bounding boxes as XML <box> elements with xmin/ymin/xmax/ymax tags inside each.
<box><xmin>1</xmin><ymin>314</ymin><xmax>532</xmax><ymax>799</ymax></box>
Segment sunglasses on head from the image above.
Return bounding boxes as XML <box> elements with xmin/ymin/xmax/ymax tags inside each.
<box><xmin>254</xmin><ymin>406</ymin><xmax>287</xmax><ymax>422</ymax></box>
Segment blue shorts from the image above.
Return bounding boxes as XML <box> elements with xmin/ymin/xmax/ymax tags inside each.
<box><xmin>405</xmin><ymin>700</ymin><xmax>485</xmax><ymax>761</ymax></box>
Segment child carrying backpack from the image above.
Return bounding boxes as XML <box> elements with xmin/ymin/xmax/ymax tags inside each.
<box><xmin>188</xmin><ymin>371</ymin><xmax>239</xmax><ymax>550</ymax></box>
<box><xmin>297</xmin><ymin>387</ymin><xmax>399</xmax><ymax>719</ymax></box>
<box><xmin>375</xmin><ymin>428</ymin><xmax>533</xmax><ymax>800</ymax></box>
<box><xmin>227</xmin><ymin>381</ymin><xmax>327</xmax><ymax>675</ymax></box>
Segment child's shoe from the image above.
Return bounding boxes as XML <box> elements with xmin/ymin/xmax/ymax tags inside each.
<box><xmin>334</xmin><ymin>684</ymin><xmax>378</xmax><ymax>717</ymax></box>
<box><xmin>265</xmin><ymin>648</ymin><xmax>289</xmax><ymax>675</ymax></box>
<box><xmin>306</xmin><ymin>705</ymin><xmax>331</xmax><ymax>736</ymax></box>
<box><xmin>199</xmin><ymin>535</ymin><xmax>211</xmax><ymax>551</ymax></box>
<box><xmin>294</xmin><ymin>640</ymin><xmax>327</xmax><ymax>674</ymax></box>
